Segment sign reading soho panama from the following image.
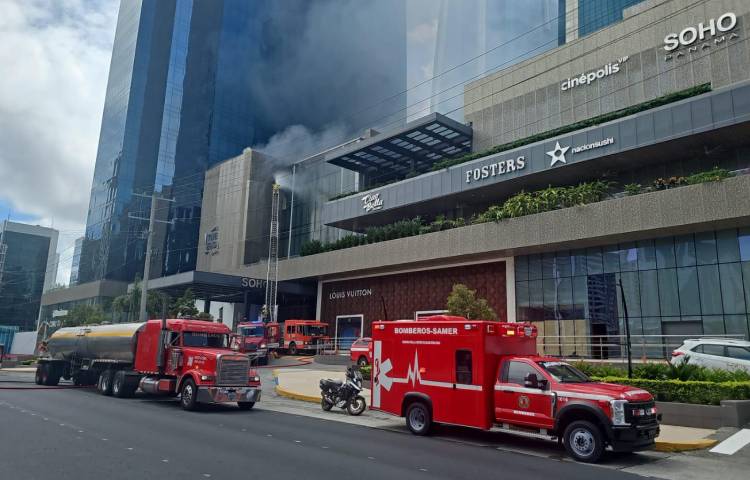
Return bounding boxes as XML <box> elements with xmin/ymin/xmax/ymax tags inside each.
<box><xmin>664</xmin><ymin>12</ymin><xmax>738</xmax><ymax>60</ymax></box>
<box><xmin>560</xmin><ymin>57</ymin><xmax>628</xmax><ymax>91</ymax></box>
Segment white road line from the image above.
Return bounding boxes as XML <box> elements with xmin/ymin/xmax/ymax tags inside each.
<box><xmin>710</xmin><ymin>429</ymin><xmax>750</xmax><ymax>455</ymax></box>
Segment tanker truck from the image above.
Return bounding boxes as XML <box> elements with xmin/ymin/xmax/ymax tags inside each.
<box><xmin>35</xmin><ymin>319</ymin><xmax>261</xmax><ymax>411</ymax></box>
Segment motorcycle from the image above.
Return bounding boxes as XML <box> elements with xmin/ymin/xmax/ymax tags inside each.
<box><xmin>320</xmin><ymin>366</ymin><xmax>366</xmax><ymax>416</ymax></box>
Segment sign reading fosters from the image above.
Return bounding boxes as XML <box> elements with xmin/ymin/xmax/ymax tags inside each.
<box><xmin>561</xmin><ymin>57</ymin><xmax>628</xmax><ymax>91</ymax></box>
<box><xmin>465</xmin><ymin>155</ymin><xmax>526</xmax><ymax>184</ymax></box>
<box><xmin>664</xmin><ymin>12</ymin><xmax>738</xmax><ymax>60</ymax></box>
<box><xmin>328</xmin><ymin>288</ymin><xmax>373</xmax><ymax>300</ymax></box>
<box><xmin>362</xmin><ymin>193</ymin><xmax>383</xmax><ymax>212</ymax></box>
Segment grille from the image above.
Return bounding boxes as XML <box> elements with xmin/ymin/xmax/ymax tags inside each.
<box><xmin>626</xmin><ymin>401</ymin><xmax>658</xmax><ymax>425</ymax></box>
<box><xmin>217</xmin><ymin>356</ymin><xmax>249</xmax><ymax>385</ymax></box>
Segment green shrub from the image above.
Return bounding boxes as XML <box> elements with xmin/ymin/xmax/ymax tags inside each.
<box><xmin>595</xmin><ymin>377</ymin><xmax>750</xmax><ymax>405</ymax></box>
<box><xmin>570</xmin><ymin>361</ymin><xmax>626</xmax><ymax>378</ymax></box>
<box><xmin>624</xmin><ymin>183</ymin><xmax>642</xmax><ymax>196</ymax></box>
<box><xmin>300</xmin><ymin>240</ymin><xmax>324</xmax><ymax>256</ymax></box>
<box><xmin>359</xmin><ymin>365</ymin><xmax>371</xmax><ymax>380</ymax></box>
<box><xmin>632</xmin><ymin>362</ymin><xmax>671</xmax><ymax>380</ymax></box>
<box><xmin>684</xmin><ymin>166</ymin><xmax>732</xmax><ymax>185</ymax></box>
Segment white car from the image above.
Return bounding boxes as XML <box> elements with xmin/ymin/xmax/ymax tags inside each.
<box><xmin>670</xmin><ymin>338</ymin><xmax>750</xmax><ymax>372</ymax></box>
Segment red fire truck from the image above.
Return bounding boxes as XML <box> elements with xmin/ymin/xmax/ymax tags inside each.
<box><xmin>371</xmin><ymin>316</ymin><xmax>660</xmax><ymax>463</ymax></box>
<box><xmin>36</xmin><ymin>319</ymin><xmax>261</xmax><ymax>411</ymax></box>
<box><xmin>282</xmin><ymin>319</ymin><xmax>330</xmax><ymax>355</ymax></box>
<box><xmin>231</xmin><ymin>321</ymin><xmax>281</xmax><ymax>365</ymax></box>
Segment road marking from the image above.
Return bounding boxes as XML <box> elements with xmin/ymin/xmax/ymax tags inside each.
<box><xmin>419</xmin><ymin>468</ymin><xmax>428</xmax><ymax>472</ymax></box>
<box><xmin>127</xmin><ymin>448</ymin><xmax>134</xmax><ymax>451</ymax></box>
<box><xmin>162</xmin><ymin>459</ymin><xmax>169</xmax><ymax>463</ymax></box>
<box><xmin>102</xmin><ymin>438</ymin><xmax>108</xmax><ymax>441</ymax></box>
<box><xmin>322</xmin><ymin>446</ymin><xmax>329</xmax><ymax>449</ymax></box>
<box><xmin>294</xmin><ymin>440</ymin><xmax>301</xmax><ymax>443</ymax></box>
<box><xmin>202</xmin><ymin>474</ymin><xmax>211</xmax><ymax>478</ymax></box>
<box><xmin>710</xmin><ymin>429</ymin><xmax>750</xmax><ymax>455</ymax></box>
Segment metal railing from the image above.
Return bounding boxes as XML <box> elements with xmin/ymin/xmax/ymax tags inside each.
<box><xmin>534</xmin><ymin>333</ymin><xmax>746</xmax><ymax>362</ymax></box>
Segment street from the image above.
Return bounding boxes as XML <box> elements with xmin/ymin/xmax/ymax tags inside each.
<box><xmin>0</xmin><ymin>369</ymin><xmax>645</xmax><ymax>480</ymax></box>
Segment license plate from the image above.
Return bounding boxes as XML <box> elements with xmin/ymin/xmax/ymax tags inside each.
<box><xmin>524</xmin><ymin>327</ymin><xmax>532</xmax><ymax>337</ymax></box>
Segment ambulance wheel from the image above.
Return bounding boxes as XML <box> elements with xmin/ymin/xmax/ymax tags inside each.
<box><xmin>288</xmin><ymin>343</ymin><xmax>298</xmax><ymax>355</ymax></box>
<box><xmin>357</xmin><ymin>356</ymin><xmax>369</xmax><ymax>367</ymax></box>
<box><xmin>237</xmin><ymin>401</ymin><xmax>255</xmax><ymax>411</ymax></box>
<box><xmin>563</xmin><ymin>420</ymin><xmax>604</xmax><ymax>463</ymax></box>
<box><xmin>35</xmin><ymin>364</ymin><xmax>46</xmax><ymax>385</ymax></box>
<box><xmin>98</xmin><ymin>370</ymin><xmax>114</xmax><ymax>395</ymax></box>
<box><xmin>406</xmin><ymin>402</ymin><xmax>432</xmax><ymax>435</ymax></box>
<box><xmin>180</xmin><ymin>378</ymin><xmax>198</xmax><ymax>411</ymax></box>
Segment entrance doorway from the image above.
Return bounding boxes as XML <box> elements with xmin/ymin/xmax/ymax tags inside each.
<box><xmin>335</xmin><ymin>315</ymin><xmax>363</xmax><ymax>350</ymax></box>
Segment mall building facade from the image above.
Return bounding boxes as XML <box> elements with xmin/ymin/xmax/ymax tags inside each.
<box><xmin>191</xmin><ymin>0</ymin><xmax>750</xmax><ymax>356</ymax></box>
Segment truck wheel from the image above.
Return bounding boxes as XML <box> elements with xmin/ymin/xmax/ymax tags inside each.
<box><xmin>563</xmin><ymin>420</ymin><xmax>605</xmax><ymax>463</ymax></box>
<box><xmin>357</xmin><ymin>356</ymin><xmax>369</xmax><ymax>367</ymax></box>
<box><xmin>237</xmin><ymin>402</ymin><xmax>255</xmax><ymax>410</ymax></box>
<box><xmin>35</xmin><ymin>364</ymin><xmax>46</xmax><ymax>385</ymax></box>
<box><xmin>406</xmin><ymin>402</ymin><xmax>432</xmax><ymax>436</ymax></box>
<box><xmin>98</xmin><ymin>370</ymin><xmax>114</xmax><ymax>396</ymax></box>
<box><xmin>112</xmin><ymin>371</ymin><xmax>129</xmax><ymax>398</ymax></box>
<box><xmin>288</xmin><ymin>342</ymin><xmax>298</xmax><ymax>355</ymax></box>
<box><xmin>44</xmin><ymin>364</ymin><xmax>61</xmax><ymax>386</ymax></box>
<box><xmin>180</xmin><ymin>378</ymin><xmax>198</xmax><ymax>411</ymax></box>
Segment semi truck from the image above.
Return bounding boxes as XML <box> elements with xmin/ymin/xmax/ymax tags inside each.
<box><xmin>231</xmin><ymin>321</ymin><xmax>281</xmax><ymax>365</ymax></box>
<box><xmin>371</xmin><ymin>315</ymin><xmax>660</xmax><ymax>463</ymax></box>
<box><xmin>35</xmin><ymin>319</ymin><xmax>261</xmax><ymax>411</ymax></box>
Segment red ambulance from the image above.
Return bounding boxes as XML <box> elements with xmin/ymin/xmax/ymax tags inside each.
<box><xmin>371</xmin><ymin>316</ymin><xmax>660</xmax><ymax>463</ymax></box>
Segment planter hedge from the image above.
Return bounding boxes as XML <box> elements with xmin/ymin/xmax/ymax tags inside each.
<box><xmin>594</xmin><ymin>376</ymin><xmax>750</xmax><ymax>405</ymax></box>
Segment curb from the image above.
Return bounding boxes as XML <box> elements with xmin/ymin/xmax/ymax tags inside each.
<box><xmin>274</xmin><ymin>385</ymin><xmax>320</xmax><ymax>403</ymax></box>
<box><xmin>654</xmin><ymin>438</ymin><xmax>718</xmax><ymax>452</ymax></box>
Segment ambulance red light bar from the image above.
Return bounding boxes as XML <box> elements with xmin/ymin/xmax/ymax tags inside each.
<box><xmin>499</xmin><ymin>323</ymin><xmax>537</xmax><ymax>338</ymax></box>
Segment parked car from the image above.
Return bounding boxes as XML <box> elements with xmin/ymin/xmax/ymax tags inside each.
<box><xmin>671</xmin><ymin>338</ymin><xmax>750</xmax><ymax>372</ymax></box>
<box><xmin>349</xmin><ymin>337</ymin><xmax>372</xmax><ymax>366</ymax></box>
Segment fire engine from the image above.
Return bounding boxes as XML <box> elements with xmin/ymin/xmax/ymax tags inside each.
<box><xmin>231</xmin><ymin>321</ymin><xmax>281</xmax><ymax>365</ymax></box>
<box><xmin>371</xmin><ymin>316</ymin><xmax>660</xmax><ymax>463</ymax></box>
<box><xmin>35</xmin><ymin>319</ymin><xmax>261</xmax><ymax>411</ymax></box>
<box><xmin>282</xmin><ymin>319</ymin><xmax>329</xmax><ymax>355</ymax></box>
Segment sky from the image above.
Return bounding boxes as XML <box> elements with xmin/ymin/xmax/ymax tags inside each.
<box><xmin>0</xmin><ymin>0</ymin><xmax>118</xmax><ymax>284</ymax></box>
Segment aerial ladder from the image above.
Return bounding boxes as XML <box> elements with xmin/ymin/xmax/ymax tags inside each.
<box><xmin>263</xmin><ymin>183</ymin><xmax>280</xmax><ymax>323</ymax></box>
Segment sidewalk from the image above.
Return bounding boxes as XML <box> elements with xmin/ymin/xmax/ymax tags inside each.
<box><xmin>273</xmin><ymin>369</ymin><xmax>718</xmax><ymax>452</ymax></box>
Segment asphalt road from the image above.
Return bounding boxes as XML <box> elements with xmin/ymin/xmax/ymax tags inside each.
<box><xmin>0</xmin><ymin>376</ymin><xmax>648</xmax><ymax>480</ymax></box>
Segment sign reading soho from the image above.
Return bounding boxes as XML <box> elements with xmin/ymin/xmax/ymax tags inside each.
<box><xmin>664</xmin><ymin>12</ymin><xmax>738</xmax><ymax>60</ymax></box>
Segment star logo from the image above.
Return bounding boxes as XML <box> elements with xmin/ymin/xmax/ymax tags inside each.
<box><xmin>546</xmin><ymin>141</ymin><xmax>570</xmax><ymax>166</ymax></box>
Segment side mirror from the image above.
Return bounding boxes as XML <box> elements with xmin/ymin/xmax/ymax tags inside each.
<box><xmin>524</xmin><ymin>373</ymin><xmax>539</xmax><ymax>389</ymax></box>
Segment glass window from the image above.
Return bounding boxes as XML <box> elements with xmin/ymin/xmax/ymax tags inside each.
<box><xmin>658</xmin><ymin>268</ymin><xmax>680</xmax><ymax>316</ymax></box>
<box><xmin>586</xmin><ymin>247</ymin><xmax>603</xmax><ymax>274</ymax></box>
<box><xmin>515</xmin><ymin>256</ymin><xmax>529</xmax><ymax>282</ymax></box>
<box><xmin>456</xmin><ymin>350</ymin><xmax>472</xmax><ymax>384</ymax></box>
<box><xmin>677</xmin><ymin>267</ymin><xmax>701</xmax><ymax>316</ymax></box>
<box><xmin>739</xmin><ymin>228</ymin><xmax>750</xmax><ymax>261</ymax></box>
<box><xmin>572</xmin><ymin>276</ymin><xmax>588</xmax><ymax>319</ymax></box>
<box><xmin>505</xmin><ymin>361</ymin><xmax>541</xmax><ymax>385</ymax></box>
<box><xmin>618</xmin><ymin>272</ymin><xmax>641</xmax><ymax>318</ymax></box>
<box><xmin>639</xmin><ymin>270</ymin><xmax>660</xmax><ymax>316</ymax></box>
<box><xmin>557</xmin><ymin>278</ymin><xmax>574</xmax><ymax>319</ymax></box>
<box><xmin>655</xmin><ymin>236</ymin><xmax>676</xmax><ymax>268</ymax></box>
<box><xmin>555</xmin><ymin>252</ymin><xmax>572</xmax><ymax>278</ymax></box>
<box><xmin>528</xmin><ymin>254</ymin><xmax>543</xmax><ymax>280</ymax></box>
<box><xmin>538</xmin><ymin>361</ymin><xmax>590</xmax><ymax>383</ymax></box>
<box><xmin>543</xmin><ymin>279</ymin><xmax>557</xmax><ymax>320</ymax></box>
<box><xmin>542</xmin><ymin>253</ymin><xmax>555</xmax><ymax>279</ymax></box>
<box><xmin>702</xmin><ymin>316</ymin><xmax>726</xmax><ymax>335</ymax></box>
<box><xmin>717</xmin><ymin>229</ymin><xmax>741</xmax><ymax>263</ymax></box>
<box><xmin>719</xmin><ymin>263</ymin><xmax>747</xmax><ymax>315</ymax></box>
<box><xmin>619</xmin><ymin>242</ymin><xmax>638</xmax><ymax>271</ymax></box>
<box><xmin>698</xmin><ymin>265</ymin><xmax>723</xmax><ymax>315</ymax></box>
<box><xmin>696</xmin><ymin>343</ymin><xmax>726</xmax><ymax>356</ymax></box>
<box><xmin>695</xmin><ymin>231</ymin><xmax>718</xmax><ymax>265</ymax></box>
<box><xmin>516</xmin><ymin>281</ymin><xmax>530</xmax><ymax>322</ymax></box>
<box><xmin>637</xmin><ymin>240</ymin><xmax>657</xmax><ymax>270</ymax></box>
<box><xmin>725</xmin><ymin>315</ymin><xmax>749</xmax><ymax>338</ymax></box>
<box><xmin>572</xmin><ymin>249</ymin><xmax>587</xmax><ymax>277</ymax></box>
<box><xmin>675</xmin><ymin>234</ymin><xmax>697</xmax><ymax>266</ymax></box>
<box><xmin>529</xmin><ymin>280</ymin><xmax>544</xmax><ymax>321</ymax></box>
<box><xmin>727</xmin><ymin>346</ymin><xmax>750</xmax><ymax>361</ymax></box>
<box><xmin>603</xmin><ymin>246</ymin><xmax>620</xmax><ymax>273</ymax></box>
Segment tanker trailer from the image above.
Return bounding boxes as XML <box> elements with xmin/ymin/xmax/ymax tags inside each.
<box><xmin>35</xmin><ymin>319</ymin><xmax>262</xmax><ymax>411</ymax></box>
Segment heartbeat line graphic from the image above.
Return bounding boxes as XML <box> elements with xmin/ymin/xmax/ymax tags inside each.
<box><xmin>377</xmin><ymin>350</ymin><xmax>422</xmax><ymax>391</ymax></box>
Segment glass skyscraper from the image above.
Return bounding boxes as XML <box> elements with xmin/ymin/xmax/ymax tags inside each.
<box><xmin>79</xmin><ymin>0</ymin><xmax>406</xmax><ymax>284</ymax></box>
<box><xmin>577</xmin><ymin>0</ymin><xmax>646</xmax><ymax>37</ymax></box>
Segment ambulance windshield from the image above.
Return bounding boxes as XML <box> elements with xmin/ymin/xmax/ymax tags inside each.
<box><xmin>538</xmin><ymin>361</ymin><xmax>591</xmax><ymax>383</ymax></box>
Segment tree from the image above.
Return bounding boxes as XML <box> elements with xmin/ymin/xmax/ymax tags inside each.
<box><xmin>62</xmin><ymin>304</ymin><xmax>106</xmax><ymax>327</ymax></box>
<box><xmin>169</xmin><ymin>289</ymin><xmax>199</xmax><ymax>318</ymax></box>
<box><xmin>446</xmin><ymin>283</ymin><xmax>497</xmax><ymax>320</ymax></box>
<box><xmin>195</xmin><ymin>312</ymin><xmax>214</xmax><ymax>321</ymax></box>
<box><xmin>112</xmin><ymin>276</ymin><xmax>172</xmax><ymax>321</ymax></box>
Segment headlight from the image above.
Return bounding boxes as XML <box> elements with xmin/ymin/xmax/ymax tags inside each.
<box><xmin>249</xmin><ymin>375</ymin><xmax>260</xmax><ymax>383</ymax></box>
<box><xmin>200</xmin><ymin>375</ymin><xmax>215</xmax><ymax>382</ymax></box>
<box><xmin>260</xmin><ymin>343</ymin><xmax>267</xmax><ymax>349</ymax></box>
<box><xmin>610</xmin><ymin>400</ymin><xmax>628</xmax><ymax>426</ymax></box>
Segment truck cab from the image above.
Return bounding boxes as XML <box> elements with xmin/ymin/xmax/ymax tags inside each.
<box><xmin>371</xmin><ymin>316</ymin><xmax>659</xmax><ymax>463</ymax></box>
<box><xmin>231</xmin><ymin>321</ymin><xmax>280</xmax><ymax>365</ymax></box>
<box><xmin>283</xmin><ymin>319</ymin><xmax>329</xmax><ymax>355</ymax></box>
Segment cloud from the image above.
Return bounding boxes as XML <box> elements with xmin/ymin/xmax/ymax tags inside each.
<box><xmin>408</xmin><ymin>19</ymin><xmax>438</xmax><ymax>45</ymax></box>
<box><xmin>0</xmin><ymin>0</ymin><xmax>117</xmax><ymax>283</ymax></box>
